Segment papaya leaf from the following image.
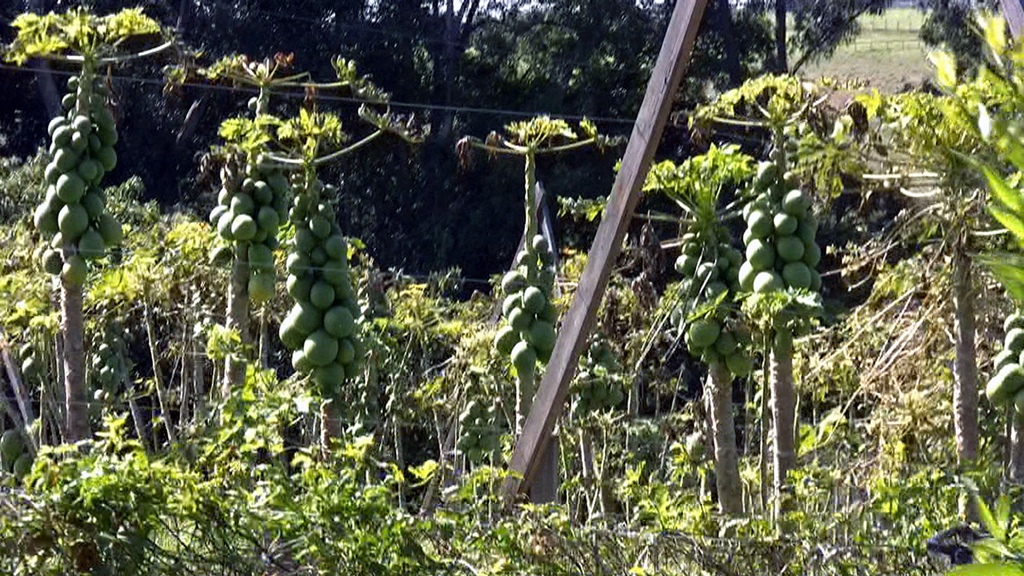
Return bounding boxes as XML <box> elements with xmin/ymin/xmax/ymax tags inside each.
<box><xmin>990</xmin><ymin>205</ymin><xmax>1024</xmax><ymax>248</ymax></box>
<box><xmin>978</xmin><ymin>252</ymin><xmax>1024</xmax><ymax>303</ymax></box>
<box><xmin>984</xmin><ymin>164</ymin><xmax>1024</xmax><ymax>216</ymax></box>
<box><xmin>930</xmin><ymin>51</ymin><xmax>958</xmax><ymax>90</ymax></box>
<box><xmin>995</xmin><ymin>494</ymin><xmax>1012</xmax><ymax>531</ymax></box>
<box><xmin>983</xmin><ymin>15</ymin><xmax>1008</xmax><ymax>59</ymax></box>
<box><xmin>977</xmin><ymin>495</ymin><xmax>1006</xmax><ymax>542</ymax></box>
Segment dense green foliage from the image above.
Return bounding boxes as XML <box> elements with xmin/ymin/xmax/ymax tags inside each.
<box><xmin>8</xmin><ymin>3</ymin><xmax>1024</xmax><ymax>576</ymax></box>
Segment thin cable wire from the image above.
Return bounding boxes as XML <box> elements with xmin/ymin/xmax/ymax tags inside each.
<box><xmin>0</xmin><ymin>63</ymin><xmax>640</xmax><ymax>126</ymax></box>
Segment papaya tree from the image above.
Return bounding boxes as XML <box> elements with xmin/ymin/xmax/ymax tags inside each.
<box><xmin>643</xmin><ymin>143</ymin><xmax>755</xmax><ymax>515</ymax></box>
<box><xmin>3</xmin><ymin>8</ymin><xmax>170</xmax><ymax>442</ymax></box>
<box><xmin>949</xmin><ymin>17</ymin><xmax>1024</xmax><ymax>483</ymax></box>
<box><xmin>457</xmin><ymin>117</ymin><xmax>616</xmax><ymax>437</ymax></box>
<box><xmin>181</xmin><ymin>55</ymin><xmax>299</xmax><ymax>397</ymax></box>
<box><xmin>858</xmin><ymin>76</ymin><xmax>1007</xmax><ymax>483</ymax></box>
<box><xmin>269</xmin><ymin>100</ymin><xmax>422</xmax><ymax>450</ymax></box>
<box><xmin>176</xmin><ymin>54</ymin><xmax>387</xmax><ymax>397</ymax></box>
<box><xmin>693</xmin><ymin>76</ymin><xmax>827</xmax><ymax>521</ymax></box>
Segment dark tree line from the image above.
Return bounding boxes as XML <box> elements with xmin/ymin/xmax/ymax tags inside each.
<box><xmin>0</xmin><ymin>0</ymin><xmax>992</xmax><ymax>280</ymax></box>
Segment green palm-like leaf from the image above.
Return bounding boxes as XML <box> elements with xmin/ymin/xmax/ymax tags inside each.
<box><xmin>4</xmin><ymin>7</ymin><xmax>164</xmax><ymax>63</ymax></box>
<box><xmin>643</xmin><ymin>144</ymin><xmax>753</xmax><ymax>234</ymax></box>
<box><xmin>978</xmin><ymin>253</ymin><xmax>1024</xmax><ymax>303</ymax></box>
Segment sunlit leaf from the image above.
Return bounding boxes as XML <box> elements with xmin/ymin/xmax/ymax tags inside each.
<box><xmin>977</xmin><ymin>496</ymin><xmax>1006</xmax><ymax>542</ymax></box>
<box><xmin>929</xmin><ymin>51</ymin><xmax>958</xmax><ymax>90</ymax></box>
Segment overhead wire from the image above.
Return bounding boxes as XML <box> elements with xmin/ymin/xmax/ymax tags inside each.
<box><xmin>0</xmin><ymin>62</ymin><xmax>640</xmax><ymax>126</ymax></box>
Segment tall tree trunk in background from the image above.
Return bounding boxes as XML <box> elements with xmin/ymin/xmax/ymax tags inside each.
<box><xmin>27</xmin><ymin>0</ymin><xmax>62</xmax><ymax>118</ymax></box>
<box><xmin>707</xmin><ymin>361</ymin><xmax>743</xmax><ymax>515</ymax></box>
<box><xmin>60</xmin><ymin>277</ymin><xmax>88</xmax><ymax>442</ymax></box>
<box><xmin>222</xmin><ymin>247</ymin><xmax>249</xmax><ymax>398</ymax></box>
<box><xmin>952</xmin><ymin>251</ymin><xmax>978</xmax><ymax>465</ymax></box>
<box><xmin>1010</xmin><ymin>412</ymin><xmax>1024</xmax><ymax>483</ymax></box>
<box><xmin>321</xmin><ymin>400</ymin><xmax>342</xmax><ymax>455</ymax></box>
<box><xmin>774</xmin><ymin>0</ymin><xmax>788</xmax><ymax>73</ymax></box>
<box><xmin>715</xmin><ymin>0</ymin><xmax>743</xmax><ymax>86</ymax></box>
<box><xmin>770</xmin><ymin>338</ymin><xmax>795</xmax><ymax>521</ymax></box>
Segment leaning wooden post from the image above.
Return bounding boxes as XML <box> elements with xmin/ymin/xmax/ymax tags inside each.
<box><xmin>1001</xmin><ymin>0</ymin><xmax>1024</xmax><ymax>39</ymax></box>
<box><xmin>501</xmin><ymin>0</ymin><xmax>709</xmax><ymax>502</ymax></box>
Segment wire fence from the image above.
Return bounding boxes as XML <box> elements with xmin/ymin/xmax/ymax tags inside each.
<box><xmin>845</xmin><ymin>39</ymin><xmax>928</xmax><ymax>53</ymax></box>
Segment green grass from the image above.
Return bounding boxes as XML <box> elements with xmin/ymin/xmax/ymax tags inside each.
<box><xmin>798</xmin><ymin>8</ymin><xmax>934</xmax><ymax>93</ymax></box>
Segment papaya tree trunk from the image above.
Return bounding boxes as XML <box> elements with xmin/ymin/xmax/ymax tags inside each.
<box><xmin>952</xmin><ymin>248</ymin><xmax>979</xmax><ymax>525</ymax></box>
<box><xmin>223</xmin><ymin>246</ymin><xmax>250</xmax><ymax>397</ymax></box>
<box><xmin>320</xmin><ymin>399</ymin><xmax>342</xmax><ymax>455</ymax></box>
<box><xmin>708</xmin><ymin>361</ymin><xmax>743</xmax><ymax>515</ymax></box>
<box><xmin>60</xmin><ymin>277</ymin><xmax>89</xmax><ymax>442</ymax></box>
<box><xmin>770</xmin><ymin>339</ymin><xmax>795</xmax><ymax>520</ymax></box>
<box><xmin>1011</xmin><ymin>411</ymin><xmax>1024</xmax><ymax>483</ymax></box>
<box><xmin>952</xmin><ymin>251</ymin><xmax>979</xmax><ymax>465</ymax></box>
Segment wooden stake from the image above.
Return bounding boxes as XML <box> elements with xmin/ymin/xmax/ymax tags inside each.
<box><xmin>1002</xmin><ymin>0</ymin><xmax>1024</xmax><ymax>39</ymax></box>
<box><xmin>502</xmin><ymin>0</ymin><xmax>709</xmax><ymax>502</ymax></box>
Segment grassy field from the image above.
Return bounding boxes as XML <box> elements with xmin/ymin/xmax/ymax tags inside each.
<box><xmin>799</xmin><ymin>8</ymin><xmax>934</xmax><ymax>93</ymax></box>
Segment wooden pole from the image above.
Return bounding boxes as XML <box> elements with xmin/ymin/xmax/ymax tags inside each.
<box><xmin>501</xmin><ymin>0</ymin><xmax>709</xmax><ymax>502</ymax></box>
<box><xmin>1002</xmin><ymin>0</ymin><xmax>1024</xmax><ymax>39</ymax></box>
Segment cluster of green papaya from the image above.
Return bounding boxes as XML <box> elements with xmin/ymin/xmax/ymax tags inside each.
<box><xmin>34</xmin><ymin>71</ymin><xmax>122</xmax><ymax>284</ymax></box>
<box><xmin>571</xmin><ymin>340</ymin><xmax>625</xmax><ymax>417</ymax></box>
<box><xmin>494</xmin><ymin>235</ymin><xmax>559</xmax><ymax>382</ymax></box>
<box><xmin>18</xmin><ymin>342</ymin><xmax>45</xmax><ymax>384</ymax></box>
<box><xmin>0</xmin><ymin>430</ymin><xmax>32</xmax><ymax>481</ymax></box>
<box><xmin>673</xmin><ymin>230</ymin><xmax>743</xmax><ymax>299</ymax></box>
<box><xmin>208</xmin><ymin>155</ymin><xmax>291</xmax><ymax>304</ymax></box>
<box><xmin>670</xmin><ymin>229</ymin><xmax>753</xmax><ymax>377</ymax></box>
<box><xmin>738</xmin><ymin>161</ymin><xmax>821</xmax><ymax>295</ymax></box>
<box><xmin>684</xmin><ymin>316</ymin><xmax>753</xmax><ymax>378</ymax></box>
<box><xmin>986</xmin><ymin>312</ymin><xmax>1024</xmax><ymax>412</ymax></box>
<box><xmin>278</xmin><ymin>178</ymin><xmax>363</xmax><ymax>399</ymax></box>
<box><xmin>457</xmin><ymin>399</ymin><xmax>501</xmax><ymax>462</ymax></box>
<box><xmin>89</xmin><ymin>337</ymin><xmax>126</xmax><ymax>402</ymax></box>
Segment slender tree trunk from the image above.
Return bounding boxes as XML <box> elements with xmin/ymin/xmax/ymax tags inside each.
<box><xmin>121</xmin><ymin>361</ymin><xmax>148</xmax><ymax>451</ymax></box>
<box><xmin>1010</xmin><ymin>411</ymin><xmax>1024</xmax><ymax>483</ymax></box>
<box><xmin>716</xmin><ymin>0</ymin><xmax>743</xmax><ymax>86</ymax></box>
<box><xmin>770</xmin><ymin>339</ymin><xmax>795</xmax><ymax>520</ymax></box>
<box><xmin>952</xmin><ymin>250</ymin><xmax>979</xmax><ymax>520</ymax></box>
<box><xmin>952</xmin><ymin>251</ymin><xmax>978</xmax><ymax>464</ymax></box>
<box><xmin>0</xmin><ymin>332</ymin><xmax>36</xmax><ymax>437</ymax></box>
<box><xmin>144</xmin><ymin>305</ymin><xmax>177</xmax><ymax>445</ymax></box>
<box><xmin>579</xmin><ymin>429</ymin><xmax>597</xmax><ymax>519</ymax></box>
<box><xmin>759</xmin><ymin>369</ymin><xmax>769</xmax><ymax>513</ymax></box>
<box><xmin>774</xmin><ymin>0</ymin><xmax>788</xmax><ymax>73</ymax></box>
<box><xmin>223</xmin><ymin>246</ymin><xmax>249</xmax><ymax>397</ymax></box>
<box><xmin>420</xmin><ymin>413</ymin><xmax>458</xmax><ymax>514</ymax></box>
<box><xmin>60</xmin><ymin>277</ymin><xmax>89</xmax><ymax>442</ymax></box>
<box><xmin>320</xmin><ymin>399</ymin><xmax>342</xmax><ymax>455</ymax></box>
<box><xmin>193</xmin><ymin>331</ymin><xmax>206</xmax><ymax>421</ymax></box>
<box><xmin>51</xmin><ymin>329</ymin><xmax>66</xmax><ymax>442</ymax></box>
<box><xmin>708</xmin><ymin>362</ymin><xmax>743</xmax><ymax>515</ymax></box>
